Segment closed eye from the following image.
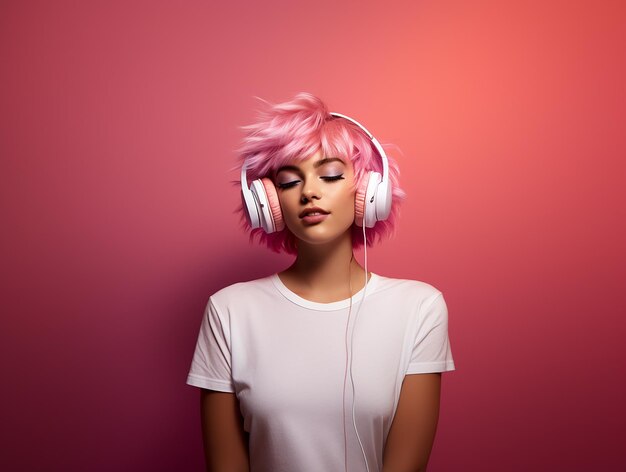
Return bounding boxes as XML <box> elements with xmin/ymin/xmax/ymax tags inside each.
<box><xmin>276</xmin><ymin>180</ymin><xmax>300</xmax><ymax>189</ymax></box>
<box><xmin>276</xmin><ymin>175</ymin><xmax>344</xmax><ymax>189</ymax></box>
<box><xmin>321</xmin><ymin>175</ymin><xmax>345</xmax><ymax>182</ymax></box>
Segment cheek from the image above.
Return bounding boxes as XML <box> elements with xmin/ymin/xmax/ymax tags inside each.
<box><xmin>331</xmin><ymin>191</ymin><xmax>356</xmax><ymax>223</ymax></box>
<box><xmin>277</xmin><ymin>197</ymin><xmax>299</xmax><ymax>224</ymax></box>
<box><xmin>340</xmin><ymin>188</ymin><xmax>357</xmax><ymax>209</ymax></box>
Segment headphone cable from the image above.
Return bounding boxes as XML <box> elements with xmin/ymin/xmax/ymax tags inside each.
<box><xmin>343</xmin><ymin>223</ymin><xmax>371</xmax><ymax>472</ymax></box>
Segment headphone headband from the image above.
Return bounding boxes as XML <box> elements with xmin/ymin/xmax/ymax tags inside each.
<box><xmin>328</xmin><ymin>112</ymin><xmax>389</xmax><ymax>186</ymax></box>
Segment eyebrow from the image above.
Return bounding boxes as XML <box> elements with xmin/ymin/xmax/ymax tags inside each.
<box><xmin>275</xmin><ymin>157</ymin><xmax>345</xmax><ymax>175</ymax></box>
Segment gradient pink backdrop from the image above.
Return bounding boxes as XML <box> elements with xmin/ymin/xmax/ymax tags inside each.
<box><xmin>1</xmin><ymin>1</ymin><xmax>624</xmax><ymax>471</ymax></box>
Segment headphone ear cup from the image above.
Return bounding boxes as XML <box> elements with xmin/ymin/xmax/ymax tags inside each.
<box><xmin>363</xmin><ymin>172</ymin><xmax>382</xmax><ymax>228</ymax></box>
<box><xmin>260</xmin><ymin>177</ymin><xmax>284</xmax><ymax>232</ymax></box>
<box><xmin>354</xmin><ymin>172</ymin><xmax>371</xmax><ymax>227</ymax></box>
<box><xmin>241</xmin><ymin>187</ymin><xmax>260</xmax><ymax>229</ymax></box>
<box><xmin>250</xmin><ymin>179</ymin><xmax>273</xmax><ymax>233</ymax></box>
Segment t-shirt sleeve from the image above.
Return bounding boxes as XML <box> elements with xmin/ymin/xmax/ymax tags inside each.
<box><xmin>186</xmin><ymin>297</ymin><xmax>235</xmax><ymax>392</ymax></box>
<box><xmin>405</xmin><ymin>291</ymin><xmax>456</xmax><ymax>375</ymax></box>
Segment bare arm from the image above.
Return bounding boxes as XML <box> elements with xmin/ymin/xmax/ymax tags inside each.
<box><xmin>200</xmin><ymin>389</ymin><xmax>250</xmax><ymax>472</ymax></box>
<box><xmin>382</xmin><ymin>373</ymin><xmax>442</xmax><ymax>472</ymax></box>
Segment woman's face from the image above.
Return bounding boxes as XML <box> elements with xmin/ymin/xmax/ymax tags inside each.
<box><xmin>273</xmin><ymin>149</ymin><xmax>356</xmax><ymax>247</ymax></box>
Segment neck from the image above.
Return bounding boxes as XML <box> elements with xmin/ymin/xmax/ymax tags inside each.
<box><xmin>280</xmin><ymin>230</ymin><xmax>368</xmax><ymax>299</ymax></box>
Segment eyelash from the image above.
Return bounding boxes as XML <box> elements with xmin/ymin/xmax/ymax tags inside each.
<box><xmin>277</xmin><ymin>175</ymin><xmax>345</xmax><ymax>189</ymax></box>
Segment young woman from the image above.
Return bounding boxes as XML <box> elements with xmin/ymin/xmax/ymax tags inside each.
<box><xmin>187</xmin><ymin>92</ymin><xmax>455</xmax><ymax>472</ymax></box>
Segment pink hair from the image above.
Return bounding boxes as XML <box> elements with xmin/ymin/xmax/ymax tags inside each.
<box><xmin>231</xmin><ymin>92</ymin><xmax>406</xmax><ymax>254</ymax></box>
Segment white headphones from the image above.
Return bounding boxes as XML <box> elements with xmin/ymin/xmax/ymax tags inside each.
<box><xmin>240</xmin><ymin>112</ymin><xmax>392</xmax><ymax>232</ymax></box>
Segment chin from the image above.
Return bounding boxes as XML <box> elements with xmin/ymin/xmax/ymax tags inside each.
<box><xmin>291</xmin><ymin>228</ymin><xmax>353</xmax><ymax>247</ymax></box>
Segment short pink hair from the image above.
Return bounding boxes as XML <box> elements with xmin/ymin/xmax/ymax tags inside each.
<box><xmin>232</xmin><ymin>92</ymin><xmax>406</xmax><ymax>254</ymax></box>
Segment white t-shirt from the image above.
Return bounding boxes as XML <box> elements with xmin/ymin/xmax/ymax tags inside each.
<box><xmin>187</xmin><ymin>272</ymin><xmax>455</xmax><ymax>472</ymax></box>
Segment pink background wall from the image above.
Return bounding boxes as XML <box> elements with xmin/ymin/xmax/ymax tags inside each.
<box><xmin>1</xmin><ymin>1</ymin><xmax>624</xmax><ymax>470</ymax></box>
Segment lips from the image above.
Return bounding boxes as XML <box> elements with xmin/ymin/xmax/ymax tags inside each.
<box><xmin>299</xmin><ymin>207</ymin><xmax>330</xmax><ymax>218</ymax></box>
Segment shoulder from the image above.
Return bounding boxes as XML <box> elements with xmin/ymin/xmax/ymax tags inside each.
<box><xmin>207</xmin><ymin>274</ymin><xmax>277</xmax><ymax>312</ymax></box>
<box><xmin>373</xmin><ymin>273</ymin><xmax>443</xmax><ymax>307</ymax></box>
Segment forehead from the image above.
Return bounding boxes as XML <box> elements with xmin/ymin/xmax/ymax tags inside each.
<box><xmin>274</xmin><ymin>150</ymin><xmax>351</xmax><ymax>175</ymax></box>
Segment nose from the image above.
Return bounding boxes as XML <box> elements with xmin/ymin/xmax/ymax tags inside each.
<box><xmin>300</xmin><ymin>178</ymin><xmax>321</xmax><ymax>203</ymax></box>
